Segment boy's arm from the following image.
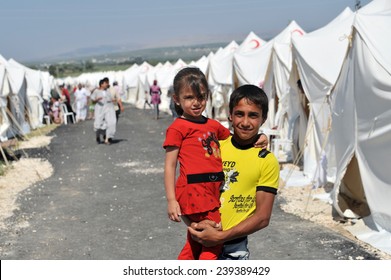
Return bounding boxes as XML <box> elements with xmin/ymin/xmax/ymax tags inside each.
<box><xmin>164</xmin><ymin>146</ymin><xmax>182</xmax><ymax>222</ymax></box>
<box><xmin>189</xmin><ymin>191</ymin><xmax>275</xmax><ymax>247</ymax></box>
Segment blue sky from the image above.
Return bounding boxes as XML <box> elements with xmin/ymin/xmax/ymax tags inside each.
<box><xmin>0</xmin><ymin>0</ymin><xmax>371</xmax><ymax>62</ymax></box>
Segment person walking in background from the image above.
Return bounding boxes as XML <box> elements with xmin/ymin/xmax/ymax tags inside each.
<box><xmin>74</xmin><ymin>83</ymin><xmax>89</xmax><ymax>122</ymax></box>
<box><xmin>110</xmin><ymin>81</ymin><xmax>124</xmax><ymax>122</ymax></box>
<box><xmin>167</xmin><ymin>85</ymin><xmax>178</xmax><ymax>119</ymax></box>
<box><xmin>150</xmin><ymin>79</ymin><xmax>162</xmax><ymax>120</ymax></box>
<box><xmin>90</xmin><ymin>78</ymin><xmax>116</xmax><ymax>144</ymax></box>
<box><xmin>189</xmin><ymin>85</ymin><xmax>279</xmax><ymax>260</ymax></box>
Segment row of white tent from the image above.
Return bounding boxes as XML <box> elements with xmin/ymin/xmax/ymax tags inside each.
<box><xmin>0</xmin><ymin>54</ymin><xmax>54</xmax><ymax>141</ymax></box>
<box><xmin>1</xmin><ymin>0</ymin><xmax>390</xmax><ymax>255</ymax></box>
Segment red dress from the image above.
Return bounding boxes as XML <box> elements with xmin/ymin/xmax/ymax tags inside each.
<box><xmin>163</xmin><ymin>116</ymin><xmax>230</xmax><ymax>259</ymax></box>
<box><xmin>163</xmin><ymin>116</ymin><xmax>230</xmax><ymax>215</ymax></box>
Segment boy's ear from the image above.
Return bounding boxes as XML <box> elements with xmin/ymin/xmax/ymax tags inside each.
<box><xmin>228</xmin><ymin>115</ymin><xmax>232</xmax><ymax>122</ymax></box>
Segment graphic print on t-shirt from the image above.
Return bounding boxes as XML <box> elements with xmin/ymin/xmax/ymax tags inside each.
<box><xmin>220</xmin><ymin>160</ymin><xmax>255</xmax><ymax>214</ymax></box>
<box><xmin>199</xmin><ymin>132</ymin><xmax>221</xmax><ymax>158</ymax></box>
<box><xmin>221</xmin><ymin>160</ymin><xmax>239</xmax><ymax>191</ymax></box>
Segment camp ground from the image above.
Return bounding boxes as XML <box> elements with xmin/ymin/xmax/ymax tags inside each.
<box><xmin>1</xmin><ymin>0</ymin><xmax>390</xmax><ymax>257</ymax></box>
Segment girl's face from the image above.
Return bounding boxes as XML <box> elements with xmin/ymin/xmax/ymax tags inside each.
<box><xmin>174</xmin><ymin>85</ymin><xmax>207</xmax><ymax>120</ymax></box>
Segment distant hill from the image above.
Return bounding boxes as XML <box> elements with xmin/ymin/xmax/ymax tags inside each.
<box><xmin>30</xmin><ymin>42</ymin><xmax>227</xmax><ymax>65</ymax></box>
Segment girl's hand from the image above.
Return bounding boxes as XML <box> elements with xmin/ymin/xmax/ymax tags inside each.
<box><xmin>167</xmin><ymin>199</ymin><xmax>182</xmax><ymax>222</ymax></box>
<box><xmin>254</xmin><ymin>133</ymin><xmax>268</xmax><ymax>149</ymax></box>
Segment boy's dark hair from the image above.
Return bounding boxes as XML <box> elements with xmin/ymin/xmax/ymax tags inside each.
<box><xmin>229</xmin><ymin>84</ymin><xmax>269</xmax><ymax>120</ymax></box>
<box><xmin>173</xmin><ymin>67</ymin><xmax>209</xmax><ymax>116</ymax></box>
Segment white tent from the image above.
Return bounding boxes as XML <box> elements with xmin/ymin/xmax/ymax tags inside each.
<box><xmin>0</xmin><ymin>56</ymin><xmax>31</xmax><ymax>138</ymax></box>
<box><xmin>262</xmin><ymin>21</ymin><xmax>306</xmax><ymax>161</ymax></box>
<box><xmin>330</xmin><ymin>0</ymin><xmax>391</xmax><ymax>254</ymax></box>
<box><xmin>8</xmin><ymin>58</ymin><xmax>46</xmax><ymax>129</ymax></box>
<box><xmin>134</xmin><ymin>61</ymin><xmax>154</xmax><ymax>109</ymax></box>
<box><xmin>208</xmin><ymin>41</ymin><xmax>239</xmax><ymax>120</ymax></box>
<box><xmin>233</xmin><ymin>31</ymin><xmax>267</xmax><ymax>87</ymax></box>
<box><xmin>0</xmin><ymin>56</ymin><xmax>11</xmax><ymax>141</ymax></box>
<box><xmin>290</xmin><ymin>7</ymin><xmax>355</xmax><ymax>183</ymax></box>
<box><xmin>123</xmin><ymin>64</ymin><xmax>140</xmax><ymax>104</ymax></box>
<box><xmin>154</xmin><ymin>59</ymin><xmax>188</xmax><ymax>114</ymax></box>
<box><xmin>188</xmin><ymin>55</ymin><xmax>209</xmax><ymax>76</ymax></box>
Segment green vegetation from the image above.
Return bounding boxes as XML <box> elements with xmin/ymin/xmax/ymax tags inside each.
<box><xmin>27</xmin><ymin>43</ymin><xmax>224</xmax><ymax>78</ymax></box>
<box><xmin>0</xmin><ymin>124</ymin><xmax>58</xmax><ymax>176</ymax></box>
<box><xmin>25</xmin><ymin>124</ymin><xmax>58</xmax><ymax>139</ymax></box>
<box><xmin>37</xmin><ymin>61</ymin><xmax>148</xmax><ymax>78</ymax></box>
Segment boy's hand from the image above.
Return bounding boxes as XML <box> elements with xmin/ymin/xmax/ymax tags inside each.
<box><xmin>167</xmin><ymin>199</ymin><xmax>181</xmax><ymax>222</ymax></box>
<box><xmin>190</xmin><ymin>219</ymin><xmax>221</xmax><ymax>231</ymax></box>
<box><xmin>188</xmin><ymin>222</ymin><xmax>224</xmax><ymax>247</ymax></box>
<box><xmin>254</xmin><ymin>133</ymin><xmax>268</xmax><ymax>149</ymax></box>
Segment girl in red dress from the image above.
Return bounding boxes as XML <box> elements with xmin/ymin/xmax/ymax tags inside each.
<box><xmin>163</xmin><ymin>67</ymin><xmax>229</xmax><ymax>260</ymax></box>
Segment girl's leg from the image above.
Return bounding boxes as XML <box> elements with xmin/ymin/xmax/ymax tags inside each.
<box><xmin>177</xmin><ymin>230</ymin><xmax>202</xmax><ymax>260</ymax></box>
<box><xmin>198</xmin><ymin>208</ymin><xmax>223</xmax><ymax>260</ymax></box>
<box><xmin>181</xmin><ymin>209</ymin><xmax>222</xmax><ymax>260</ymax></box>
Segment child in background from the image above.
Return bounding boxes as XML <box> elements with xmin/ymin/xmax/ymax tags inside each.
<box><xmin>163</xmin><ymin>67</ymin><xmax>267</xmax><ymax>259</ymax></box>
<box><xmin>49</xmin><ymin>96</ymin><xmax>61</xmax><ymax>124</ymax></box>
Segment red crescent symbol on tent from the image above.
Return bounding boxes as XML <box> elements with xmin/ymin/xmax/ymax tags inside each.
<box><xmin>291</xmin><ymin>29</ymin><xmax>304</xmax><ymax>36</ymax></box>
<box><xmin>250</xmin><ymin>39</ymin><xmax>261</xmax><ymax>49</ymax></box>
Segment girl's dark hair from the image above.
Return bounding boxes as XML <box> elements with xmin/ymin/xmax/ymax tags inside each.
<box><xmin>173</xmin><ymin>67</ymin><xmax>209</xmax><ymax>116</ymax></box>
<box><xmin>229</xmin><ymin>84</ymin><xmax>269</xmax><ymax>120</ymax></box>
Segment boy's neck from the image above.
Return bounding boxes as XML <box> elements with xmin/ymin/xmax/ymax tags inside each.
<box><xmin>231</xmin><ymin>134</ymin><xmax>258</xmax><ymax>147</ymax></box>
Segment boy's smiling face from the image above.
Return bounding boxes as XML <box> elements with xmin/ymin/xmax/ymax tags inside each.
<box><xmin>230</xmin><ymin>98</ymin><xmax>265</xmax><ymax>145</ymax></box>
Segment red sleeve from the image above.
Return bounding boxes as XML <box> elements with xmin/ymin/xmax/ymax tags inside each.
<box><xmin>217</xmin><ymin>123</ymin><xmax>231</xmax><ymax>140</ymax></box>
<box><xmin>163</xmin><ymin>126</ymin><xmax>183</xmax><ymax>149</ymax></box>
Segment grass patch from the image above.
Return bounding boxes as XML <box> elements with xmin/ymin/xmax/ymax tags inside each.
<box><xmin>0</xmin><ymin>162</ymin><xmax>5</xmax><ymax>176</ymax></box>
<box><xmin>25</xmin><ymin>124</ymin><xmax>59</xmax><ymax>139</ymax></box>
<box><xmin>0</xmin><ymin>124</ymin><xmax>58</xmax><ymax>176</ymax></box>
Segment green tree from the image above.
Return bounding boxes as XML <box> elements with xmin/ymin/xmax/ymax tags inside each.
<box><xmin>48</xmin><ymin>65</ymin><xmax>57</xmax><ymax>77</ymax></box>
<box><xmin>85</xmin><ymin>60</ymin><xmax>94</xmax><ymax>71</ymax></box>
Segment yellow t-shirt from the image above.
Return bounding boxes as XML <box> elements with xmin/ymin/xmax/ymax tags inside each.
<box><xmin>219</xmin><ymin>136</ymin><xmax>280</xmax><ymax>230</ymax></box>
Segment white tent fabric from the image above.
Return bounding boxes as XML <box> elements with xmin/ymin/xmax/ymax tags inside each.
<box><xmin>208</xmin><ymin>41</ymin><xmax>238</xmax><ymax>120</ymax></box>
<box><xmin>188</xmin><ymin>55</ymin><xmax>209</xmax><ymax>76</ymax></box>
<box><xmin>41</xmin><ymin>71</ymin><xmax>54</xmax><ymax>101</ymax></box>
<box><xmin>123</xmin><ymin>64</ymin><xmax>141</xmax><ymax>104</ymax></box>
<box><xmin>134</xmin><ymin>62</ymin><xmax>154</xmax><ymax>109</ymax></box>
<box><xmin>290</xmin><ymin>7</ymin><xmax>355</xmax><ymax>183</ymax></box>
<box><xmin>262</xmin><ymin>21</ymin><xmax>306</xmax><ymax>161</ymax></box>
<box><xmin>0</xmin><ymin>62</ymin><xmax>11</xmax><ymax>141</ymax></box>
<box><xmin>1</xmin><ymin>59</ymin><xmax>31</xmax><ymax>137</ymax></box>
<box><xmin>154</xmin><ymin>59</ymin><xmax>188</xmax><ymax>114</ymax></box>
<box><xmin>9</xmin><ymin>58</ymin><xmax>45</xmax><ymax>129</ymax></box>
<box><xmin>233</xmin><ymin>31</ymin><xmax>267</xmax><ymax>87</ymax></box>
<box><xmin>330</xmin><ymin>0</ymin><xmax>391</xmax><ymax>254</ymax></box>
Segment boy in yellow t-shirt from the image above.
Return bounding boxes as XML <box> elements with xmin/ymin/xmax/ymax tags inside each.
<box><xmin>189</xmin><ymin>84</ymin><xmax>280</xmax><ymax>259</ymax></box>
